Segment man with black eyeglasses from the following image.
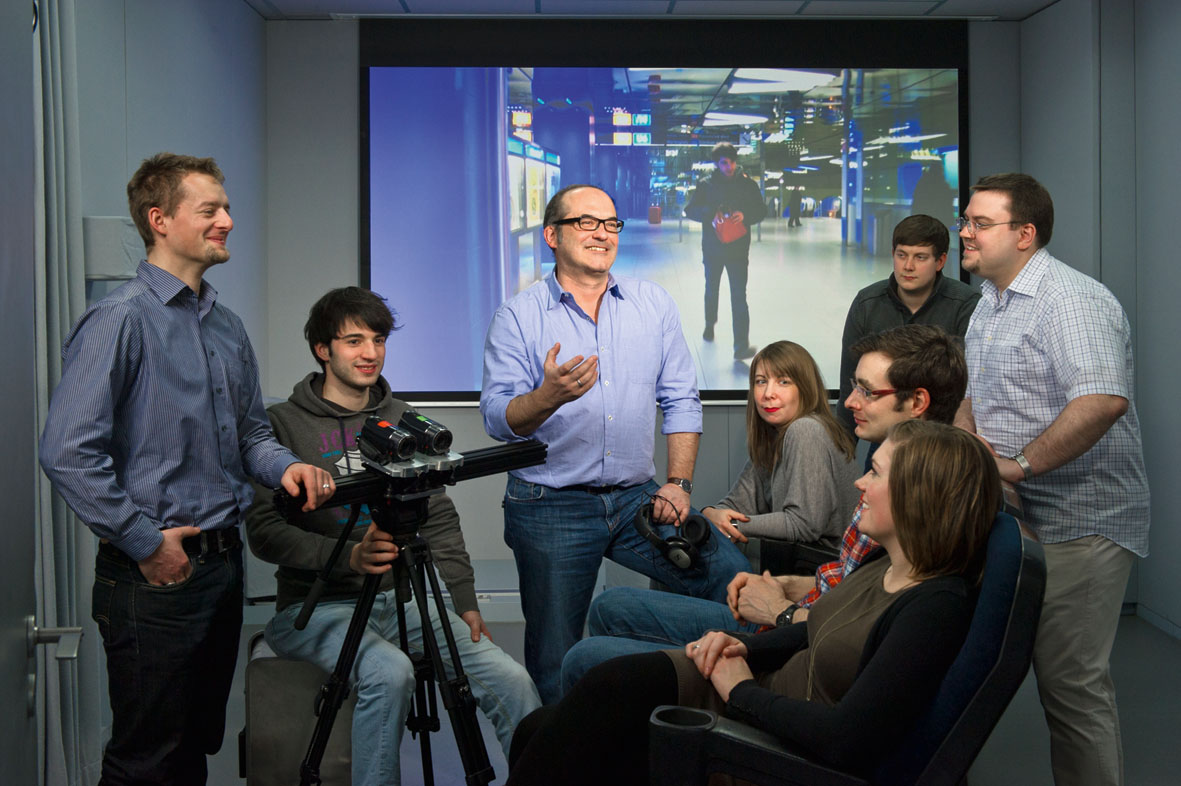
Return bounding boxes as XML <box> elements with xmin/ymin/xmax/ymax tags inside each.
<box><xmin>954</xmin><ymin>173</ymin><xmax>1148</xmax><ymax>786</ymax></box>
<box><xmin>481</xmin><ymin>184</ymin><xmax>751</xmax><ymax>703</ymax></box>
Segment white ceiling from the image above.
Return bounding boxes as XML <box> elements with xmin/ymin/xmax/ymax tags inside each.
<box><xmin>243</xmin><ymin>0</ymin><xmax>1060</xmax><ymax>22</ymax></box>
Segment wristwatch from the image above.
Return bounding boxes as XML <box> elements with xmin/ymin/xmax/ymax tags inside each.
<box><xmin>1011</xmin><ymin>451</ymin><xmax>1034</xmax><ymax>482</ymax></box>
<box><xmin>776</xmin><ymin>604</ymin><xmax>800</xmax><ymax>628</ymax></box>
<box><xmin>667</xmin><ymin>477</ymin><xmax>693</xmax><ymax>494</ymax></box>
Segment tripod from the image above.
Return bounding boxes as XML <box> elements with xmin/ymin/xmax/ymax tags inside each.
<box><xmin>296</xmin><ymin>492</ymin><xmax>493</xmax><ymax>786</ymax></box>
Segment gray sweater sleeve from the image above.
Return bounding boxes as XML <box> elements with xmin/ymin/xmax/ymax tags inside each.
<box><xmin>725</xmin><ymin>417</ymin><xmax>851</xmax><ymax>542</ymax></box>
<box><xmin>419</xmin><ymin>493</ymin><xmax>480</xmax><ymax>617</ymax></box>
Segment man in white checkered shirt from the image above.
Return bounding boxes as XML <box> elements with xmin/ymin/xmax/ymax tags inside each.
<box><xmin>954</xmin><ymin>173</ymin><xmax>1149</xmax><ymax>786</ymax></box>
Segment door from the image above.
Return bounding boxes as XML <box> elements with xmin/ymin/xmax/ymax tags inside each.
<box><xmin>1</xmin><ymin>0</ymin><xmax>39</xmax><ymax>780</ymax></box>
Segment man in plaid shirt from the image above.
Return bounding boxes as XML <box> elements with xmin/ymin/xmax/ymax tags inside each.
<box><xmin>558</xmin><ymin>325</ymin><xmax>968</xmax><ymax>692</ymax></box>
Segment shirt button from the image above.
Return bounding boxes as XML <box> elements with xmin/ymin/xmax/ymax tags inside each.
<box><xmin>210</xmin><ymin>350</ymin><xmax>217</xmax><ymax>356</ymax></box>
<box><xmin>606</xmin><ymin>451</ymin><xmax>612</xmax><ymax>456</ymax></box>
<box><xmin>608</xmin><ymin>415</ymin><xmax>614</xmax><ymax>421</ymax></box>
<box><xmin>599</xmin><ymin>346</ymin><xmax>606</xmax><ymax>352</ymax></box>
<box><xmin>222</xmin><ymin>425</ymin><xmax>228</xmax><ymax>431</ymax></box>
<box><xmin>216</xmin><ymin>387</ymin><xmax>223</xmax><ymax>394</ymax></box>
<box><xmin>604</xmin><ymin>380</ymin><xmax>610</xmax><ymax>386</ymax></box>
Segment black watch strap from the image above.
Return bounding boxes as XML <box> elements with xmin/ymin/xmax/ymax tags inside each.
<box><xmin>776</xmin><ymin>604</ymin><xmax>800</xmax><ymax>628</ymax></box>
<box><xmin>667</xmin><ymin>477</ymin><xmax>693</xmax><ymax>494</ymax></box>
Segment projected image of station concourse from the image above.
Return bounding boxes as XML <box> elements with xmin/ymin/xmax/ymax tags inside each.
<box><xmin>368</xmin><ymin>66</ymin><xmax>960</xmax><ymax>394</ymax></box>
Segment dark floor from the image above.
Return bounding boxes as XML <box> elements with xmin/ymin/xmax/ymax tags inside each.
<box><xmin>212</xmin><ymin>613</ymin><xmax>1181</xmax><ymax>786</ymax></box>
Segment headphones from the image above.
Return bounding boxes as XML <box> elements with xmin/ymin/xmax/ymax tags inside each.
<box><xmin>634</xmin><ymin>501</ymin><xmax>712</xmax><ymax>571</ymax></box>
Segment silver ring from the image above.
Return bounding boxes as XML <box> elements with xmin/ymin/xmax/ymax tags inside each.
<box><xmin>165</xmin><ymin>581</ymin><xmax>177</xmax><ymax>586</ymax></box>
<box><xmin>321</xmin><ymin>483</ymin><xmax>330</xmax><ymax>490</ymax></box>
<box><xmin>576</xmin><ymin>377</ymin><xmax>583</xmax><ymax>387</ymax></box>
<box><xmin>692</xmin><ymin>643</ymin><xmax>701</xmax><ymax>651</ymax></box>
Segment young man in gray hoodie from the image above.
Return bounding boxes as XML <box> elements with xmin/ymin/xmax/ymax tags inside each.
<box><xmin>245</xmin><ymin>287</ymin><xmax>540</xmax><ymax>786</ymax></box>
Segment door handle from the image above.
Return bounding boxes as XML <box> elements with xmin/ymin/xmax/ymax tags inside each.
<box><xmin>26</xmin><ymin>615</ymin><xmax>83</xmax><ymax>660</ymax></box>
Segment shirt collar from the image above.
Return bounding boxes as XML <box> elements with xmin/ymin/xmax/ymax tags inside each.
<box><xmin>543</xmin><ymin>269</ymin><xmax>623</xmax><ymax>309</ymax></box>
<box><xmin>1005</xmin><ymin>247</ymin><xmax>1050</xmax><ymax>297</ymax></box>
<box><xmin>138</xmin><ymin>259</ymin><xmax>218</xmax><ymax>316</ymax></box>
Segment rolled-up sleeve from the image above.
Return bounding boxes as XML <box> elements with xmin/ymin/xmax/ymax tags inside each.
<box><xmin>655</xmin><ymin>292</ymin><xmax>702</xmax><ymax>435</ymax></box>
<box><xmin>480</xmin><ymin>303</ymin><xmax>536</xmax><ymax>442</ymax></box>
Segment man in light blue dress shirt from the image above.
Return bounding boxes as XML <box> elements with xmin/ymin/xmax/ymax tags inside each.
<box><xmin>954</xmin><ymin>173</ymin><xmax>1149</xmax><ymax>786</ymax></box>
<box><xmin>39</xmin><ymin>154</ymin><xmax>334</xmax><ymax>786</ymax></box>
<box><xmin>481</xmin><ymin>184</ymin><xmax>750</xmax><ymax>703</ymax></box>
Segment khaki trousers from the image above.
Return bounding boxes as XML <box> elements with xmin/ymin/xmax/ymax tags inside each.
<box><xmin>1033</xmin><ymin>535</ymin><xmax>1135</xmax><ymax>786</ymax></box>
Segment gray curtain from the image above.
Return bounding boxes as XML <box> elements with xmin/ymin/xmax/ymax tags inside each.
<box><xmin>32</xmin><ymin>1</ymin><xmax>104</xmax><ymax>784</ymax></box>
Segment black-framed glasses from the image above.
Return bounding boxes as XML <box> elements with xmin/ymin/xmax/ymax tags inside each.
<box><xmin>552</xmin><ymin>215</ymin><xmax>625</xmax><ymax>233</ymax></box>
<box><xmin>955</xmin><ymin>217</ymin><xmax>1023</xmax><ymax>236</ymax></box>
<box><xmin>848</xmin><ymin>379</ymin><xmax>902</xmax><ymax>401</ymax></box>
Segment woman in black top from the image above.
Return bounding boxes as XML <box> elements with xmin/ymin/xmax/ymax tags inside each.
<box><xmin>506</xmin><ymin>421</ymin><xmax>1000</xmax><ymax>786</ymax></box>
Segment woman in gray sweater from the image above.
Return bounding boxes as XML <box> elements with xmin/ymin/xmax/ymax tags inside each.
<box><xmin>705</xmin><ymin>341</ymin><xmax>859</xmax><ymax>549</ymax></box>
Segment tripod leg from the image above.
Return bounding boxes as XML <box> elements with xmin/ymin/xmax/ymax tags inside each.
<box><xmin>298</xmin><ymin>572</ymin><xmax>383</xmax><ymax>786</ymax></box>
<box><xmin>402</xmin><ymin>537</ymin><xmax>495</xmax><ymax>786</ymax></box>
<box><xmin>395</xmin><ymin>570</ymin><xmax>438</xmax><ymax>786</ymax></box>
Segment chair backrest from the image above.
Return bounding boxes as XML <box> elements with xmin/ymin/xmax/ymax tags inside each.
<box><xmin>873</xmin><ymin>511</ymin><xmax>1046</xmax><ymax>786</ymax></box>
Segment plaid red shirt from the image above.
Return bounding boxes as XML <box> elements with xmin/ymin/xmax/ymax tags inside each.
<box><xmin>799</xmin><ymin>503</ymin><xmax>880</xmax><ymax>608</ymax></box>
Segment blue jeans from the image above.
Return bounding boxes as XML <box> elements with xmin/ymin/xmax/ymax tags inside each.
<box><xmin>503</xmin><ymin>477</ymin><xmax>752</xmax><ymax>704</ymax></box>
<box><xmin>559</xmin><ymin>586</ymin><xmax>760</xmax><ymax>694</ymax></box>
<box><xmin>266</xmin><ymin>589</ymin><xmax>541</xmax><ymax>786</ymax></box>
<box><xmin>91</xmin><ymin>541</ymin><xmax>243</xmax><ymax>786</ymax></box>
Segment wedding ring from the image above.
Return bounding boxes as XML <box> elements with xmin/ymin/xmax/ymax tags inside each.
<box><xmin>692</xmin><ymin>643</ymin><xmax>701</xmax><ymax>651</ymax></box>
<box><xmin>576</xmin><ymin>377</ymin><xmax>583</xmax><ymax>387</ymax></box>
<box><xmin>322</xmin><ymin>483</ymin><xmax>330</xmax><ymax>490</ymax></box>
<box><xmin>165</xmin><ymin>581</ymin><xmax>177</xmax><ymax>586</ymax></box>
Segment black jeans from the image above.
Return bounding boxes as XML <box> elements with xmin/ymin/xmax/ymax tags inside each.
<box><xmin>92</xmin><ymin>541</ymin><xmax>243</xmax><ymax>786</ymax></box>
<box><xmin>702</xmin><ymin>251</ymin><xmax>751</xmax><ymax>349</ymax></box>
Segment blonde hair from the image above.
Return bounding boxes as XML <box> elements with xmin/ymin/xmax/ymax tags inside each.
<box><xmin>746</xmin><ymin>341</ymin><xmax>855</xmax><ymax>471</ymax></box>
<box><xmin>886</xmin><ymin>420</ymin><xmax>999</xmax><ymax>585</ymax></box>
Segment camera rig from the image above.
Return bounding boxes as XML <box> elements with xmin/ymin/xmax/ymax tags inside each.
<box><xmin>275</xmin><ymin>411</ymin><xmax>546</xmax><ymax>786</ymax></box>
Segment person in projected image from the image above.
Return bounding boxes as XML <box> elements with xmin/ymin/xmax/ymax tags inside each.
<box><xmin>557</xmin><ymin>324</ymin><xmax>967</xmax><ymax>695</ymax></box>
<box><xmin>837</xmin><ymin>213</ymin><xmax>980</xmax><ymax>438</ymax></box>
<box><xmin>685</xmin><ymin>142</ymin><xmax>768</xmax><ymax>360</ymax></box>
<box><xmin>506</xmin><ymin>420</ymin><xmax>998</xmax><ymax>786</ymax></box>
<box><xmin>245</xmin><ymin>287</ymin><xmax>540</xmax><ymax>786</ymax></box>
<box><xmin>480</xmin><ymin>183</ymin><xmax>752</xmax><ymax>704</ymax></box>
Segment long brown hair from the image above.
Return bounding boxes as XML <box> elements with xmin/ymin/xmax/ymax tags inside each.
<box><xmin>886</xmin><ymin>420</ymin><xmax>1000</xmax><ymax>585</ymax></box>
<box><xmin>746</xmin><ymin>341</ymin><xmax>855</xmax><ymax>471</ymax></box>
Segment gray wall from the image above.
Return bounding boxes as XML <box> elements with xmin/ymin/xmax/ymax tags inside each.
<box><xmin>1132</xmin><ymin>0</ymin><xmax>1180</xmax><ymax>635</ymax></box>
<box><xmin>75</xmin><ymin>0</ymin><xmax>271</xmax><ymax>367</ymax></box>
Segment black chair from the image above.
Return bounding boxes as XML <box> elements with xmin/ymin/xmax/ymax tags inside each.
<box><xmin>649</xmin><ymin>511</ymin><xmax>1045</xmax><ymax>786</ymax></box>
<box><xmin>750</xmin><ymin>537</ymin><xmax>840</xmax><ymax>578</ymax></box>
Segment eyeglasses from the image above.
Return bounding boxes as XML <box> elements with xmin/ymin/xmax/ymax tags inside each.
<box><xmin>848</xmin><ymin>379</ymin><xmax>902</xmax><ymax>401</ymax></box>
<box><xmin>552</xmin><ymin>215</ymin><xmax>625</xmax><ymax>233</ymax></box>
<box><xmin>955</xmin><ymin>217</ymin><xmax>1022</xmax><ymax>236</ymax></box>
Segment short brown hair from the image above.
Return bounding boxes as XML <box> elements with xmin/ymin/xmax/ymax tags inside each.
<box><xmin>127</xmin><ymin>153</ymin><xmax>225</xmax><ymax>247</ymax></box>
<box><xmin>850</xmin><ymin>325</ymin><xmax>966</xmax><ymax>425</ymax></box>
<box><xmin>970</xmin><ymin>172</ymin><xmax>1054</xmax><ymax>248</ymax></box>
<box><xmin>886</xmin><ymin>420</ymin><xmax>999</xmax><ymax>585</ymax></box>
<box><xmin>745</xmin><ymin>341</ymin><xmax>855</xmax><ymax>471</ymax></box>
<box><xmin>893</xmin><ymin>214</ymin><xmax>949</xmax><ymax>258</ymax></box>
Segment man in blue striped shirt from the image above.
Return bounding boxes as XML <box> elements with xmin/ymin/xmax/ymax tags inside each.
<box><xmin>481</xmin><ymin>184</ymin><xmax>750</xmax><ymax>703</ymax></box>
<box><xmin>39</xmin><ymin>153</ymin><xmax>334</xmax><ymax>786</ymax></box>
